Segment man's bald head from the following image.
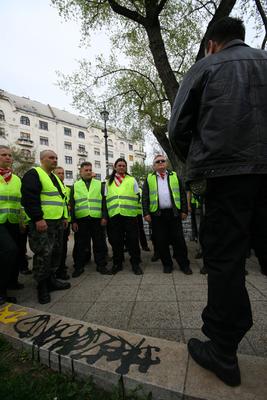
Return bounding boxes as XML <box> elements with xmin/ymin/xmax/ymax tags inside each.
<box><xmin>40</xmin><ymin>150</ymin><xmax>58</xmax><ymax>173</ymax></box>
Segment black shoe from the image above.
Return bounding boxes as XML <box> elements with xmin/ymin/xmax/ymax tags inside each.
<box><xmin>181</xmin><ymin>266</ymin><xmax>193</xmax><ymax>275</ymax></box>
<box><xmin>72</xmin><ymin>269</ymin><xmax>84</xmax><ymax>278</ymax></box>
<box><xmin>0</xmin><ymin>295</ymin><xmax>17</xmax><ymax>305</ymax></box>
<box><xmin>200</xmin><ymin>266</ymin><xmax>208</xmax><ymax>275</ymax></box>
<box><xmin>20</xmin><ymin>268</ymin><xmax>32</xmax><ymax>275</ymax></box>
<box><xmin>142</xmin><ymin>247</ymin><xmax>150</xmax><ymax>252</ymax></box>
<box><xmin>163</xmin><ymin>265</ymin><xmax>173</xmax><ymax>273</ymax></box>
<box><xmin>56</xmin><ymin>271</ymin><xmax>70</xmax><ymax>280</ymax></box>
<box><xmin>7</xmin><ymin>282</ymin><xmax>24</xmax><ymax>290</ymax></box>
<box><xmin>151</xmin><ymin>254</ymin><xmax>160</xmax><ymax>262</ymax></box>
<box><xmin>47</xmin><ymin>276</ymin><xmax>71</xmax><ymax>291</ymax></box>
<box><xmin>132</xmin><ymin>265</ymin><xmax>143</xmax><ymax>275</ymax></box>
<box><xmin>188</xmin><ymin>338</ymin><xmax>241</xmax><ymax>387</ymax></box>
<box><xmin>111</xmin><ymin>265</ymin><xmax>123</xmax><ymax>275</ymax></box>
<box><xmin>96</xmin><ymin>266</ymin><xmax>113</xmax><ymax>275</ymax></box>
<box><xmin>37</xmin><ymin>280</ymin><xmax>51</xmax><ymax>304</ymax></box>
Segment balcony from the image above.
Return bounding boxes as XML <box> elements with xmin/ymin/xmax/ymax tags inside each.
<box><xmin>17</xmin><ymin>137</ymin><xmax>34</xmax><ymax>147</ymax></box>
<box><xmin>77</xmin><ymin>148</ymin><xmax>88</xmax><ymax>156</ymax></box>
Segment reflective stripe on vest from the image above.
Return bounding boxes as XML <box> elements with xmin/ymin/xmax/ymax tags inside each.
<box><xmin>191</xmin><ymin>194</ymin><xmax>200</xmax><ymax>208</ymax></box>
<box><xmin>35</xmin><ymin>167</ymin><xmax>65</xmax><ymax>220</ymax></box>
<box><xmin>74</xmin><ymin>179</ymin><xmax>102</xmax><ymax>219</ymax></box>
<box><xmin>147</xmin><ymin>172</ymin><xmax>181</xmax><ymax>212</ymax></box>
<box><xmin>0</xmin><ymin>174</ymin><xmax>21</xmax><ymax>224</ymax></box>
<box><xmin>106</xmin><ymin>175</ymin><xmax>138</xmax><ymax>218</ymax></box>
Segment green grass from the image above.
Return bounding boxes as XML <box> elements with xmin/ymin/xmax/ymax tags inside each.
<box><xmin>0</xmin><ymin>335</ymin><xmax>151</xmax><ymax>400</ymax></box>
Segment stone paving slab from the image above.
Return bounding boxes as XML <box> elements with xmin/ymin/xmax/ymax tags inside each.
<box><xmin>0</xmin><ymin>303</ymin><xmax>267</xmax><ymax>400</ymax></box>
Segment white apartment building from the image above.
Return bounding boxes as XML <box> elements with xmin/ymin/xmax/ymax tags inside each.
<box><xmin>0</xmin><ymin>89</ymin><xmax>146</xmax><ymax>184</ymax></box>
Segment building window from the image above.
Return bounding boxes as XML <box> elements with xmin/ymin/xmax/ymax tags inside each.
<box><xmin>64</xmin><ymin>141</ymin><xmax>72</xmax><ymax>150</ymax></box>
<box><xmin>40</xmin><ymin>136</ymin><xmax>49</xmax><ymax>146</ymax></box>
<box><xmin>65</xmin><ymin>156</ymin><xmax>72</xmax><ymax>164</ymax></box>
<box><xmin>78</xmin><ymin>144</ymin><xmax>85</xmax><ymax>151</ymax></box>
<box><xmin>120</xmin><ymin>141</ymin><xmax>125</xmax><ymax>149</ymax></box>
<box><xmin>95</xmin><ymin>173</ymin><xmax>101</xmax><ymax>180</ymax></box>
<box><xmin>95</xmin><ymin>160</ymin><xmax>101</xmax><ymax>168</ymax></box>
<box><xmin>94</xmin><ymin>148</ymin><xmax>100</xmax><ymax>156</ymax></box>
<box><xmin>64</xmin><ymin>127</ymin><xmax>72</xmax><ymax>136</ymax></box>
<box><xmin>39</xmin><ymin>120</ymin><xmax>48</xmax><ymax>130</ymax></box>
<box><xmin>20</xmin><ymin>115</ymin><xmax>30</xmax><ymax>126</ymax></box>
<box><xmin>21</xmin><ymin>149</ymin><xmax>31</xmax><ymax>158</ymax></box>
<box><xmin>94</xmin><ymin>135</ymin><xmax>100</xmax><ymax>143</ymax></box>
<box><xmin>129</xmin><ymin>144</ymin><xmax>133</xmax><ymax>151</ymax></box>
<box><xmin>129</xmin><ymin>155</ymin><xmax>134</xmax><ymax>161</ymax></box>
<box><xmin>120</xmin><ymin>153</ymin><xmax>125</xmax><ymax>159</ymax></box>
<box><xmin>0</xmin><ymin>110</ymin><xmax>5</xmax><ymax>121</ymax></box>
<box><xmin>108</xmin><ymin>138</ymin><xmax>113</xmax><ymax>147</ymax></box>
<box><xmin>79</xmin><ymin>158</ymin><xmax>86</xmax><ymax>164</ymax></box>
<box><xmin>108</xmin><ymin>151</ymin><xmax>113</xmax><ymax>158</ymax></box>
<box><xmin>65</xmin><ymin>170</ymin><xmax>73</xmax><ymax>179</ymax></box>
<box><xmin>20</xmin><ymin>132</ymin><xmax>30</xmax><ymax>140</ymax></box>
<box><xmin>0</xmin><ymin>127</ymin><xmax>5</xmax><ymax>137</ymax></box>
<box><xmin>78</xmin><ymin>131</ymin><xmax>85</xmax><ymax>139</ymax></box>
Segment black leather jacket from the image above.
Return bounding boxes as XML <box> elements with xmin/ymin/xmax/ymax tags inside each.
<box><xmin>169</xmin><ymin>40</ymin><xmax>267</xmax><ymax>180</ymax></box>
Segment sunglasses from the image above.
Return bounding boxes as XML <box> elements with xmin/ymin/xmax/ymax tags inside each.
<box><xmin>155</xmin><ymin>159</ymin><xmax>166</xmax><ymax>164</ymax></box>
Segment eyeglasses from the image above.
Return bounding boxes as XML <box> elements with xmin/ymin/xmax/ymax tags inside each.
<box><xmin>155</xmin><ymin>159</ymin><xmax>166</xmax><ymax>164</ymax></box>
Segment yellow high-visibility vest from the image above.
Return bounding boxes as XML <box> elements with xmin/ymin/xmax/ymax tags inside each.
<box><xmin>147</xmin><ymin>172</ymin><xmax>181</xmax><ymax>212</ymax></box>
<box><xmin>0</xmin><ymin>174</ymin><xmax>21</xmax><ymax>224</ymax></box>
<box><xmin>106</xmin><ymin>175</ymin><xmax>138</xmax><ymax>218</ymax></box>
<box><xmin>74</xmin><ymin>179</ymin><xmax>102</xmax><ymax>219</ymax></box>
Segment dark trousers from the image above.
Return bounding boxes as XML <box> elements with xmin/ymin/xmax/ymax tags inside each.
<box><xmin>0</xmin><ymin>222</ymin><xmax>20</xmax><ymax>296</ymax></box>
<box><xmin>28</xmin><ymin>220</ymin><xmax>64</xmax><ymax>283</ymax></box>
<box><xmin>73</xmin><ymin>217</ymin><xmax>106</xmax><ymax>270</ymax></box>
<box><xmin>200</xmin><ymin>175</ymin><xmax>267</xmax><ymax>352</ymax></box>
<box><xmin>151</xmin><ymin>209</ymin><xmax>189</xmax><ymax>269</ymax></box>
<box><xmin>108</xmin><ymin>215</ymin><xmax>141</xmax><ymax>267</ymax></box>
<box><xmin>58</xmin><ymin>223</ymin><xmax>70</xmax><ymax>273</ymax></box>
<box><xmin>18</xmin><ymin>228</ymin><xmax>29</xmax><ymax>271</ymax></box>
<box><xmin>137</xmin><ymin>214</ymin><xmax>149</xmax><ymax>249</ymax></box>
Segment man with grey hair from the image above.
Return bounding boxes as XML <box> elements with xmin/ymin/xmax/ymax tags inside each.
<box><xmin>142</xmin><ymin>154</ymin><xmax>191</xmax><ymax>274</ymax></box>
<box><xmin>22</xmin><ymin>150</ymin><xmax>71</xmax><ymax>304</ymax></box>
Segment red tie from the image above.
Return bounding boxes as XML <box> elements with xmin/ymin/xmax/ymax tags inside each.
<box><xmin>159</xmin><ymin>173</ymin><xmax>165</xmax><ymax>180</ymax></box>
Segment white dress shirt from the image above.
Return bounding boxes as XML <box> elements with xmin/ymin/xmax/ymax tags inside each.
<box><xmin>156</xmin><ymin>171</ymin><xmax>172</xmax><ymax>209</ymax></box>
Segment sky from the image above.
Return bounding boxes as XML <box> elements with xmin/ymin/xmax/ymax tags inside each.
<box><xmin>0</xmin><ymin>0</ymin><xmax>110</xmax><ymax>114</ymax></box>
<box><xmin>0</xmin><ymin>0</ymin><xmax>264</xmax><ymax>134</ymax></box>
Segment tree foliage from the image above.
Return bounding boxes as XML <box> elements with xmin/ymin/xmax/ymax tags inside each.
<box><xmin>130</xmin><ymin>161</ymin><xmax>152</xmax><ymax>182</ymax></box>
<box><xmin>52</xmin><ymin>0</ymin><xmax>266</xmax><ymax>172</ymax></box>
<box><xmin>11</xmin><ymin>147</ymin><xmax>36</xmax><ymax>178</ymax></box>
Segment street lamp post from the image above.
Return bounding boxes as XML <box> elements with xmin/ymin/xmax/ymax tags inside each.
<box><xmin>100</xmin><ymin>103</ymin><xmax>110</xmax><ymax>179</ymax></box>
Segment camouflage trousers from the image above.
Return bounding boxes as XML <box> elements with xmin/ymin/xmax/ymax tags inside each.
<box><xmin>28</xmin><ymin>219</ymin><xmax>64</xmax><ymax>283</ymax></box>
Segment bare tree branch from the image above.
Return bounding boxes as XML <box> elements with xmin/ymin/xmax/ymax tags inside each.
<box><xmin>255</xmin><ymin>0</ymin><xmax>267</xmax><ymax>49</ymax></box>
<box><xmin>195</xmin><ymin>0</ymin><xmax>237</xmax><ymax>61</ymax></box>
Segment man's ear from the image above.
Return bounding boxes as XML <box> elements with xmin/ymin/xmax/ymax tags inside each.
<box><xmin>206</xmin><ymin>40</ymin><xmax>216</xmax><ymax>55</ymax></box>
<box><xmin>206</xmin><ymin>40</ymin><xmax>224</xmax><ymax>56</ymax></box>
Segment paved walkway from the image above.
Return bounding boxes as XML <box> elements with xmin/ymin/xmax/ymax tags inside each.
<box><xmin>13</xmin><ymin>234</ymin><xmax>267</xmax><ymax>359</ymax></box>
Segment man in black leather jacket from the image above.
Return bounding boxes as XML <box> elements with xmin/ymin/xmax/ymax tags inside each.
<box><xmin>169</xmin><ymin>17</ymin><xmax>267</xmax><ymax>387</ymax></box>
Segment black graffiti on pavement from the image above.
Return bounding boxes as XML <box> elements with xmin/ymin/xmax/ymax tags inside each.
<box><xmin>14</xmin><ymin>314</ymin><xmax>160</xmax><ymax>374</ymax></box>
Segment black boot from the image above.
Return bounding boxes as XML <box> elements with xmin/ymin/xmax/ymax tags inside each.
<box><xmin>96</xmin><ymin>266</ymin><xmax>113</xmax><ymax>275</ymax></box>
<box><xmin>111</xmin><ymin>265</ymin><xmax>123</xmax><ymax>275</ymax></box>
<box><xmin>47</xmin><ymin>275</ymin><xmax>71</xmax><ymax>292</ymax></box>
<box><xmin>188</xmin><ymin>338</ymin><xmax>241</xmax><ymax>387</ymax></box>
<box><xmin>37</xmin><ymin>280</ymin><xmax>51</xmax><ymax>304</ymax></box>
<box><xmin>132</xmin><ymin>265</ymin><xmax>143</xmax><ymax>275</ymax></box>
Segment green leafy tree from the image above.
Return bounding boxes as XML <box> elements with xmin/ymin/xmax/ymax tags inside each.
<box><xmin>52</xmin><ymin>0</ymin><xmax>266</xmax><ymax>172</ymax></box>
<box><xmin>11</xmin><ymin>146</ymin><xmax>36</xmax><ymax>178</ymax></box>
<box><xmin>130</xmin><ymin>161</ymin><xmax>152</xmax><ymax>182</ymax></box>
